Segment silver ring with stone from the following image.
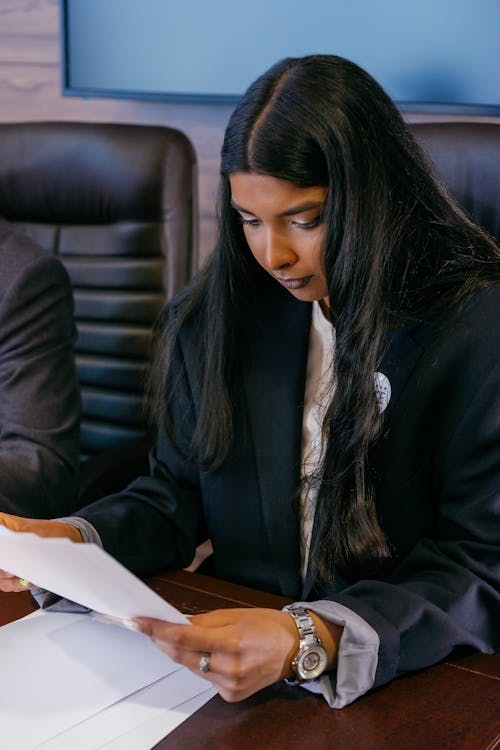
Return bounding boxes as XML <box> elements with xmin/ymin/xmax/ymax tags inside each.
<box><xmin>199</xmin><ymin>652</ymin><xmax>211</xmax><ymax>673</ymax></box>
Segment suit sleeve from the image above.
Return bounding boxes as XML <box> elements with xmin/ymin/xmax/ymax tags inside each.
<box><xmin>74</xmin><ymin>327</ymin><xmax>205</xmax><ymax>577</ymax></box>
<box><xmin>0</xmin><ymin>254</ymin><xmax>80</xmax><ymax>517</ymax></box>
<box><xmin>328</xmin><ymin>320</ymin><xmax>500</xmax><ymax>688</ymax></box>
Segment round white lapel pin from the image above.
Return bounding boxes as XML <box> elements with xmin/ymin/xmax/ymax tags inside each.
<box><xmin>374</xmin><ymin>371</ymin><xmax>391</xmax><ymax>413</ymax></box>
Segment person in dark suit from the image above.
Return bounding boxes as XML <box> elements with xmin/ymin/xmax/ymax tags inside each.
<box><xmin>0</xmin><ymin>218</ymin><xmax>79</xmax><ymax>516</ymax></box>
<box><xmin>0</xmin><ymin>56</ymin><xmax>499</xmax><ymax>708</ymax></box>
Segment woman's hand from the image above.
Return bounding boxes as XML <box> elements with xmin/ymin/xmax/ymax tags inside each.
<box><xmin>0</xmin><ymin>569</ymin><xmax>33</xmax><ymax>592</ymax></box>
<box><xmin>135</xmin><ymin>607</ymin><xmax>342</xmax><ymax>702</ymax></box>
<box><xmin>0</xmin><ymin>511</ymin><xmax>82</xmax><ymax>592</ymax></box>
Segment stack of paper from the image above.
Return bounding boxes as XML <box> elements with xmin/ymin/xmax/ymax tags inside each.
<box><xmin>0</xmin><ymin>528</ymin><xmax>216</xmax><ymax>749</ymax></box>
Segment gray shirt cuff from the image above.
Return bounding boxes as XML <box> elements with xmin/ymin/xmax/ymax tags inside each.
<box><xmin>57</xmin><ymin>516</ymin><xmax>104</xmax><ymax>546</ymax></box>
<box><xmin>285</xmin><ymin>599</ymin><xmax>380</xmax><ymax>708</ymax></box>
<box><xmin>31</xmin><ymin>516</ymin><xmax>103</xmax><ymax>611</ymax></box>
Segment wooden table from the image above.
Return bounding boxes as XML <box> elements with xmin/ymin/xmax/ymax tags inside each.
<box><xmin>1</xmin><ymin>570</ymin><xmax>499</xmax><ymax>750</ymax></box>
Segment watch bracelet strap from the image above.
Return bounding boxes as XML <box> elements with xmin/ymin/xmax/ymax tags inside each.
<box><xmin>284</xmin><ymin>605</ymin><xmax>326</xmax><ymax>684</ymax></box>
<box><xmin>285</xmin><ymin>605</ymin><xmax>321</xmax><ymax>644</ymax></box>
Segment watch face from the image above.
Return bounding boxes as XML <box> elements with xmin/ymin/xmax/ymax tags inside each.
<box><xmin>303</xmin><ymin>650</ymin><xmax>323</xmax><ymax>672</ymax></box>
<box><xmin>297</xmin><ymin>645</ymin><xmax>328</xmax><ymax>680</ymax></box>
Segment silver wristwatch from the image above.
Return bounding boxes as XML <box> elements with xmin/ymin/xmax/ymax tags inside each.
<box><xmin>284</xmin><ymin>604</ymin><xmax>329</xmax><ymax>684</ymax></box>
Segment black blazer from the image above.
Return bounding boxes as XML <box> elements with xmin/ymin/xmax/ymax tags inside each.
<box><xmin>0</xmin><ymin>219</ymin><xmax>80</xmax><ymax>516</ymax></box>
<box><xmin>77</xmin><ymin>282</ymin><xmax>500</xmax><ymax>691</ymax></box>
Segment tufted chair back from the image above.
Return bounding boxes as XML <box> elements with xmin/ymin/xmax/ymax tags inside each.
<box><xmin>0</xmin><ymin>121</ymin><xmax>197</xmax><ymax>493</ymax></box>
<box><xmin>410</xmin><ymin>121</ymin><xmax>500</xmax><ymax>244</ymax></box>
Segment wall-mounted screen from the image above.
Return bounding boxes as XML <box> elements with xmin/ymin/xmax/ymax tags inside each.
<box><xmin>62</xmin><ymin>0</ymin><xmax>500</xmax><ymax>114</ymax></box>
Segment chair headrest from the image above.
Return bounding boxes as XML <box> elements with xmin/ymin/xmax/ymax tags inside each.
<box><xmin>410</xmin><ymin>121</ymin><xmax>500</xmax><ymax>243</ymax></box>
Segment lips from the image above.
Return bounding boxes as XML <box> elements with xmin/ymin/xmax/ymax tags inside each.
<box><xmin>275</xmin><ymin>275</ymin><xmax>313</xmax><ymax>290</ymax></box>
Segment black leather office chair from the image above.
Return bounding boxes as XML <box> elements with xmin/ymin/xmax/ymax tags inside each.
<box><xmin>0</xmin><ymin>121</ymin><xmax>197</xmax><ymax>502</ymax></box>
<box><xmin>410</xmin><ymin>121</ymin><xmax>500</xmax><ymax>244</ymax></box>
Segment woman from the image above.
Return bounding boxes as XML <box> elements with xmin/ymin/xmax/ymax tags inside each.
<box><xmin>1</xmin><ymin>55</ymin><xmax>499</xmax><ymax>708</ymax></box>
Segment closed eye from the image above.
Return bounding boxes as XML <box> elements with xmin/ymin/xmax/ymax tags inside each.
<box><xmin>291</xmin><ymin>215</ymin><xmax>323</xmax><ymax>230</ymax></box>
<box><xmin>238</xmin><ymin>215</ymin><xmax>261</xmax><ymax>228</ymax></box>
<box><xmin>236</xmin><ymin>212</ymin><xmax>323</xmax><ymax>230</ymax></box>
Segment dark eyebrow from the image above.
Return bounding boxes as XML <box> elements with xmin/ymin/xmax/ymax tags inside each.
<box><xmin>230</xmin><ymin>199</ymin><xmax>324</xmax><ymax>217</ymax></box>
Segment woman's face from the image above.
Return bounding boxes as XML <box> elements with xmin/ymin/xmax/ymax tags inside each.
<box><xmin>229</xmin><ymin>172</ymin><xmax>329</xmax><ymax>305</ymax></box>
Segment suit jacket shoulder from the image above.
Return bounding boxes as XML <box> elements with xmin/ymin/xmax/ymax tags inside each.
<box><xmin>0</xmin><ymin>218</ymin><xmax>80</xmax><ymax>517</ymax></box>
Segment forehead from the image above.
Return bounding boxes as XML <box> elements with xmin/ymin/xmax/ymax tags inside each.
<box><xmin>229</xmin><ymin>172</ymin><xmax>326</xmax><ymax>212</ymax></box>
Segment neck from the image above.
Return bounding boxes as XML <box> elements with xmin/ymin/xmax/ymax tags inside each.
<box><xmin>318</xmin><ymin>297</ymin><xmax>331</xmax><ymax>322</ymax></box>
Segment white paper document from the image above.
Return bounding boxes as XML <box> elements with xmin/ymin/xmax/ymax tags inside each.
<box><xmin>0</xmin><ymin>526</ymin><xmax>187</xmax><ymax>624</ymax></box>
<box><xmin>0</xmin><ymin>611</ymin><xmax>215</xmax><ymax>750</ymax></box>
<box><xmin>35</xmin><ymin>665</ymin><xmax>216</xmax><ymax>750</ymax></box>
<box><xmin>0</xmin><ymin>528</ymin><xmax>215</xmax><ymax>749</ymax></box>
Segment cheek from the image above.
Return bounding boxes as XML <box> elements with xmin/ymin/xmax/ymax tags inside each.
<box><xmin>303</xmin><ymin>235</ymin><xmax>326</xmax><ymax>273</ymax></box>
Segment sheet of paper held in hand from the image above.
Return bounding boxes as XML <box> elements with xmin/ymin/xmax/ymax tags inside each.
<box><xmin>0</xmin><ymin>524</ymin><xmax>188</xmax><ymax>624</ymax></box>
<box><xmin>0</xmin><ymin>526</ymin><xmax>216</xmax><ymax>750</ymax></box>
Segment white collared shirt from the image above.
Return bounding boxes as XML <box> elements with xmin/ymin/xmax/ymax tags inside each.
<box><xmin>300</xmin><ymin>300</ymin><xmax>335</xmax><ymax>578</ymax></box>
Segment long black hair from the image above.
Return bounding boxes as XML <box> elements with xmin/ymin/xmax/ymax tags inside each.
<box><xmin>149</xmin><ymin>55</ymin><xmax>500</xmax><ymax>582</ymax></box>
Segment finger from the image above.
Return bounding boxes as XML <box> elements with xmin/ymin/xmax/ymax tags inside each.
<box><xmin>176</xmin><ymin>650</ymin><xmax>241</xmax><ymax>690</ymax></box>
<box><xmin>136</xmin><ymin>608</ymin><xmax>249</xmax><ymax>634</ymax></box>
<box><xmin>144</xmin><ymin>636</ymin><xmax>243</xmax><ymax>696</ymax></box>
<box><xmin>173</xmin><ymin>648</ymin><xmax>264</xmax><ymax>703</ymax></box>
<box><xmin>136</xmin><ymin>613</ymin><xmax>246</xmax><ymax>653</ymax></box>
<box><xmin>135</xmin><ymin>619</ymin><xmax>211</xmax><ymax>657</ymax></box>
<box><xmin>0</xmin><ymin>570</ymin><xmax>33</xmax><ymax>588</ymax></box>
<box><xmin>135</xmin><ymin>617</ymin><xmax>238</xmax><ymax>655</ymax></box>
<box><xmin>138</xmin><ymin>623</ymin><xmax>276</xmax><ymax>703</ymax></box>
<box><xmin>0</xmin><ymin>577</ymin><xmax>34</xmax><ymax>593</ymax></box>
<box><xmin>188</xmin><ymin>609</ymin><xmax>250</xmax><ymax>628</ymax></box>
<box><xmin>134</xmin><ymin>620</ymin><xmax>232</xmax><ymax>678</ymax></box>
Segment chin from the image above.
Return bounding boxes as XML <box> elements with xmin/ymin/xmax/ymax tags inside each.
<box><xmin>288</xmin><ymin>287</ymin><xmax>328</xmax><ymax>303</ymax></box>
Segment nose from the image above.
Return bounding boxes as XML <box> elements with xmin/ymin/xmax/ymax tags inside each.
<box><xmin>263</xmin><ymin>229</ymin><xmax>298</xmax><ymax>270</ymax></box>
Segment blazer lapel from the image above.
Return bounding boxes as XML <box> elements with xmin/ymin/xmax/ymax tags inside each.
<box><xmin>377</xmin><ymin>322</ymin><xmax>426</xmax><ymax>427</ymax></box>
<box><xmin>242</xmin><ymin>292</ymin><xmax>311</xmax><ymax>598</ymax></box>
